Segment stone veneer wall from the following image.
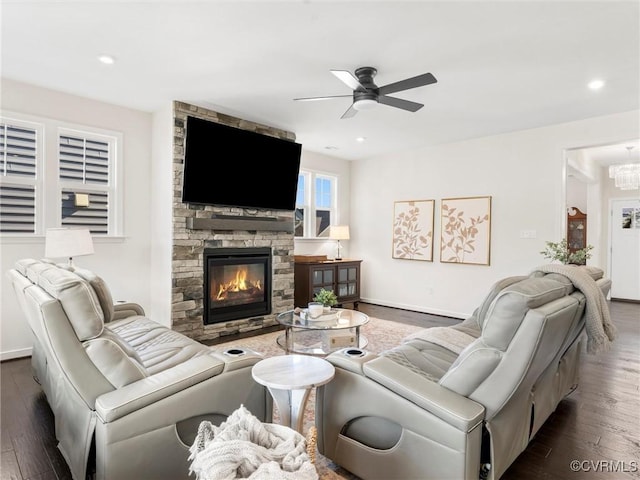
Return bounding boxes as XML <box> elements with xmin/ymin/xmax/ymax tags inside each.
<box><xmin>172</xmin><ymin>101</ymin><xmax>296</xmax><ymax>342</ymax></box>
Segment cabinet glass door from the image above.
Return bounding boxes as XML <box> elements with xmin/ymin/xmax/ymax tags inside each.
<box><xmin>313</xmin><ymin>268</ymin><xmax>333</xmax><ymax>286</ymax></box>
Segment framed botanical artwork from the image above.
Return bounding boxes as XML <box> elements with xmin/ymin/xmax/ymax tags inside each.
<box><xmin>440</xmin><ymin>196</ymin><xmax>492</xmax><ymax>265</ymax></box>
<box><xmin>392</xmin><ymin>200</ymin><xmax>435</xmax><ymax>261</ymax></box>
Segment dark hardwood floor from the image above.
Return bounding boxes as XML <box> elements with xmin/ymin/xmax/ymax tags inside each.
<box><xmin>1</xmin><ymin>301</ymin><xmax>638</xmax><ymax>480</ymax></box>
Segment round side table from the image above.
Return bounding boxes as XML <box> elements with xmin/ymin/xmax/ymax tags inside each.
<box><xmin>251</xmin><ymin>354</ymin><xmax>335</xmax><ymax>433</ymax></box>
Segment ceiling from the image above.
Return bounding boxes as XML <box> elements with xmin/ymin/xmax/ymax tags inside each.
<box><xmin>1</xmin><ymin>1</ymin><xmax>639</xmax><ymax>161</ymax></box>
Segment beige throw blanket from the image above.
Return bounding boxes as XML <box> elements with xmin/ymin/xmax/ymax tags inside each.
<box><xmin>189</xmin><ymin>405</ymin><xmax>318</xmax><ymax>480</ymax></box>
<box><xmin>532</xmin><ymin>264</ymin><xmax>616</xmax><ymax>354</ymax></box>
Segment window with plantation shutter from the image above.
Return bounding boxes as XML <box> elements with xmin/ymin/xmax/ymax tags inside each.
<box><xmin>1</xmin><ymin>114</ymin><xmax>122</xmax><ymax>237</ymax></box>
<box><xmin>59</xmin><ymin>134</ymin><xmax>109</xmax><ymax>184</ymax></box>
<box><xmin>0</xmin><ymin>184</ymin><xmax>36</xmax><ymax>233</ymax></box>
<box><xmin>58</xmin><ymin>129</ymin><xmax>116</xmax><ymax>235</ymax></box>
<box><xmin>0</xmin><ymin>121</ymin><xmax>40</xmax><ymax>234</ymax></box>
<box><xmin>61</xmin><ymin>190</ymin><xmax>109</xmax><ymax>234</ymax></box>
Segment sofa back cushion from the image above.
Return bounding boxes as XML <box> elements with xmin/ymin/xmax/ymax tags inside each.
<box><xmin>72</xmin><ymin>267</ymin><xmax>115</xmax><ymax>323</ymax></box>
<box><xmin>17</xmin><ymin>259</ymin><xmax>105</xmax><ymax>341</ymax></box>
<box><xmin>83</xmin><ymin>330</ymin><xmax>147</xmax><ymax>388</ymax></box>
<box><xmin>439</xmin><ymin>277</ymin><xmax>575</xmax><ymax>408</ymax></box>
<box><xmin>482</xmin><ymin>277</ymin><xmax>567</xmax><ymax>351</ymax></box>
<box><xmin>469</xmin><ymin>275</ymin><xmax>528</xmax><ymax>330</ymax></box>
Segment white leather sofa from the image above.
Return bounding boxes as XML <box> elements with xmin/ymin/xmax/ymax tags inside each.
<box><xmin>315</xmin><ymin>267</ymin><xmax>612</xmax><ymax>480</ymax></box>
<box><xmin>8</xmin><ymin>258</ymin><xmax>271</xmax><ymax>480</ymax></box>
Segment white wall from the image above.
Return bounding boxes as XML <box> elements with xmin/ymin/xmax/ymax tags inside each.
<box><xmin>350</xmin><ymin>110</ymin><xmax>640</xmax><ymax>318</ymax></box>
<box><xmin>149</xmin><ymin>103</ymin><xmax>174</xmax><ymax>327</ymax></box>
<box><xmin>0</xmin><ymin>79</ymin><xmax>153</xmax><ymax>360</ymax></box>
<box><xmin>566</xmin><ymin>176</ymin><xmax>588</xmax><ymax>213</ymax></box>
<box><xmin>294</xmin><ymin>150</ymin><xmax>352</xmax><ymax>259</ymax></box>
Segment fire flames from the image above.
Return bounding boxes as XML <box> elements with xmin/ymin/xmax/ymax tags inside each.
<box><xmin>215</xmin><ymin>268</ymin><xmax>263</xmax><ymax>301</ymax></box>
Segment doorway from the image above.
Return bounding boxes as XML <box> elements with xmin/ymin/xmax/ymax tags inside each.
<box><xmin>565</xmin><ymin>140</ymin><xmax>640</xmax><ymax>299</ymax></box>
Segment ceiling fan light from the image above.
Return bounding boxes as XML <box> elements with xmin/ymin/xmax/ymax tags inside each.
<box><xmin>353</xmin><ymin>98</ymin><xmax>377</xmax><ymax>111</ymax></box>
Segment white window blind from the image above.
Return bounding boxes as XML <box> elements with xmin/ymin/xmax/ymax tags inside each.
<box><xmin>58</xmin><ymin>130</ymin><xmax>115</xmax><ymax>235</ymax></box>
<box><xmin>0</xmin><ymin>184</ymin><xmax>36</xmax><ymax>233</ymax></box>
<box><xmin>0</xmin><ymin>122</ymin><xmax>38</xmax><ymax>233</ymax></box>
<box><xmin>59</xmin><ymin>134</ymin><xmax>109</xmax><ymax>184</ymax></box>
<box><xmin>1</xmin><ymin>124</ymin><xmax>37</xmax><ymax>177</ymax></box>
<box><xmin>61</xmin><ymin>190</ymin><xmax>109</xmax><ymax>234</ymax></box>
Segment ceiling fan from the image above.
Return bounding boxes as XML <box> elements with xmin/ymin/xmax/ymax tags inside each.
<box><xmin>294</xmin><ymin>66</ymin><xmax>437</xmax><ymax>119</ymax></box>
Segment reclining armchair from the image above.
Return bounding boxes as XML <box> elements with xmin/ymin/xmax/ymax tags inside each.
<box><xmin>8</xmin><ymin>259</ymin><xmax>271</xmax><ymax>480</ymax></box>
<box><xmin>315</xmin><ymin>267</ymin><xmax>612</xmax><ymax>480</ymax></box>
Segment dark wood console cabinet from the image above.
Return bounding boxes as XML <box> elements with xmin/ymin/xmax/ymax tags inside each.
<box><xmin>294</xmin><ymin>259</ymin><xmax>362</xmax><ymax>309</ymax></box>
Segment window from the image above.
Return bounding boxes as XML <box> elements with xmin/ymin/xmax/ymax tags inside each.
<box><xmin>0</xmin><ymin>120</ymin><xmax>42</xmax><ymax>234</ymax></box>
<box><xmin>0</xmin><ymin>113</ymin><xmax>122</xmax><ymax>236</ymax></box>
<box><xmin>295</xmin><ymin>170</ymin><xmax>337</xmax><ymax>238</ymax></box>
<box><xmin>58</xmin><ymin>130</ymin><xmax>115</xmax><ymax>234</ymax></box>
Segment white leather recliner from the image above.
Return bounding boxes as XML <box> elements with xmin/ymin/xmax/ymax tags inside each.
<box><xmin>315</xmin><ymin>267</ymin><xmax>612</xmax><ymax>480</ymax></box>
<box><xmin>8</xmin><ymin>258</ymin><xmax>271</xmax><ymax>480</ymax></box>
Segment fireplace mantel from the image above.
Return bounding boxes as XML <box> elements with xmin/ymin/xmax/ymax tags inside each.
<box><xmin>187</xmin><ymin>216</ymin><xmax>294</xmax><ymax>233</ymax></box>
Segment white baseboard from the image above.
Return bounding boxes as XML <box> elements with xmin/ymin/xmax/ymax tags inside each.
<box><xmin>1</xmin><ymin>347</ymin><xmax>32</xmax><ymax>362</ymax></box>
<box><xmin>359</xmin><ymin>297</ymin><xmax>467</xmax><ymax>320</ymax></box>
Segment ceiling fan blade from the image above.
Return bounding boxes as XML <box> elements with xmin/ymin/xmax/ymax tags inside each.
<box><xmin>378</xmin><ymin>95</ymin><xmax>424</xmax><ymax>112</ymax></box>
<box><xmin>294</xmin><ymin>94</ymin><xmax>353</xmax><ymax>102</ymax></box>
<box><xmin>340</xmin><ymin>104</ymin><xmax>358</xmax><ymax>119</ymax></box>
<box><xmin>331</xmin><ymin>70</ymin><xmax>367</xmax><ymax>92</ymax></box>
<box><xmin>378</xmin><ymin>73</ymin><xmax>437</xmax><ymax>96</ymax></box>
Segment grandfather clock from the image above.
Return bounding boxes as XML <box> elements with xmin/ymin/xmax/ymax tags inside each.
<box><xmin>567</xmin><ymin>207</ymin><xmax>587</xmax><ymax>264</ymax></box>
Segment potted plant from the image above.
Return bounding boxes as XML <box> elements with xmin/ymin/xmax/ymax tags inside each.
<box><xmin>313</xmin><ymin>288</ymin><xmax>338</xmax><ymax>312</ymax></box>
<box><xmin>540</xmin><ymin>238</ymin><xmax>594</xmax><ymax>265</ymax></box>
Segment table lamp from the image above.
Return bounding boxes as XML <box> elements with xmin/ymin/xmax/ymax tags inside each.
<box><xmin>45</xmin><ymin>228</ymin><xmax>94</xmax><ymax>268</ymax></box>
<box><xmin>328</xmin><ymin>225</ymin><xmax>350</xmax><ymax>260</ymax></box>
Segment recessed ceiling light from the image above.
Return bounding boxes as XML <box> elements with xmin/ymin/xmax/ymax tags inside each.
<box><xmin>588</xmin><ymin>79</ymin><xmax>605</xmax><ymax>90</ymax></box>
<box><xmin>98</xmin><ymin>54</ymin><xmax>115</xmax><ymax>65</ymax></box>
<box><xmin>356</xmin><ymin>137</ymin><xmax>366</xmax><ymax>143</ymax></box>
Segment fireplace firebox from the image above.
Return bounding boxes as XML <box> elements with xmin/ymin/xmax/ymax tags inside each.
<box><xmin>204</xmin><ymin>247</ymin><xmax>272</xmax><ymax>324</ymax></box>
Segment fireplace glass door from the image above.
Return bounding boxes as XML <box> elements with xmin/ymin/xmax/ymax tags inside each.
<box><xmin>204</xmin><ymin>247</ymin><xmax>271</xmax><ymax>324</ymax></box>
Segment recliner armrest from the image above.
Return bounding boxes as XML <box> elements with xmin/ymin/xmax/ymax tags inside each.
<box><xmin>362</xmin><ymin>356</ymin><xmax>485</xmax><ymax>432</ymax></box>
<box><xmin>326</xmin><ymin>349</ymin><xmax>379</xmax><ymax>374</ymax></box>
<box><xmin>111</xmin><ymin>302</ymin><xmax>145</xmax><ymax>321</ymax></box>
<box><xmin>95</xmin><ymin>355</ymin><xmax>225</xmax><ymax>422</ymax></box>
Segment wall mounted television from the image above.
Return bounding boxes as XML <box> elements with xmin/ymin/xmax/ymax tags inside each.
<box><xmin>182</xmin><ymin>116</ymin><xmax>302</xmax><ymax>211</ymax></box>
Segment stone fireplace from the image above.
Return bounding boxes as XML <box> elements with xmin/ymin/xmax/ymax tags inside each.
<box><xmin>171</xmin><ymin>101</ymin><xmax>295</xmax><ymax>342</ymax></box>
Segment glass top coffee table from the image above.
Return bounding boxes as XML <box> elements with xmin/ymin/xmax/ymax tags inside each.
<box><xmin>276</xmin><ymin>308</ymin><xmax>369</xmax><ymax>355</ymax></box>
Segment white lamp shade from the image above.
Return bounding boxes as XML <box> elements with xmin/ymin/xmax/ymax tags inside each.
<box><xmin>328</xmin><ymin>225</ymin><xmax>350</xmax><ymax>240</ymax></box>
<box><xmin>45</xmin><ymin>228</ymin><xmax>94</xmax><ymax>259</ymax></box>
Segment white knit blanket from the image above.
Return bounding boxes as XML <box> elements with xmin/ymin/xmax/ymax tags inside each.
<box><xmin>188</xmin><ymin>405</ymin><xmax>318</xmax><ymax>480</ymax></box>
<box><xmin>532</xmin><ymin>264</ymin><xmax>616</xmax><ymax>354</ymax></box>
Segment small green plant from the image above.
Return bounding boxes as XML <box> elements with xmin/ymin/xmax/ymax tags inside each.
<box><xmin>313</xmin><ymin>288</ymin><xmax>338</xmax><ymax>307</ymax></box>
<box><xmin>540</xmin><ymin>238</ymin><xmax>594</xmax><ymax>265</ymax></box>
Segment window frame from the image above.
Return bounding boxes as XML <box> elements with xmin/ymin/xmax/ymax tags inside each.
<box><xmin>0</xmin><ymin>116</ymin><xmax>44</xmax><ymax>235</ymax></box>
<box><xmin>295</xmin><ymin>169</ymin><xmax>338</xmax><ymax>239</ymax></box>
<box><xmin>56</xmin><ymin>126</ymin><xmax>121</xmax><ymax>235</ymax></box>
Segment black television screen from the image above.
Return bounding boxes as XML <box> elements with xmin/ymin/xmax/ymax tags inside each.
<box><xmin>182</xmin><ymin>116</ymin><xmax>302</xmax><ymax>211</ymax></box>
